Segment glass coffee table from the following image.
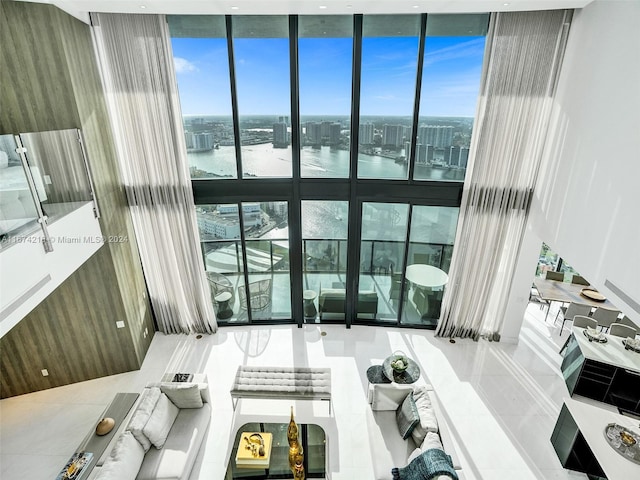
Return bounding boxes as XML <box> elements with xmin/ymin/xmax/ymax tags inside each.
<box><xmin>225</xmin><ymin>422</ymin><xmax>326</xmax><ymax>479</ymax></box>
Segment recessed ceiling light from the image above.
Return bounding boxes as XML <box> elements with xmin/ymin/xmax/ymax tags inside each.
<box><xmin>346</xmin><ymin>4</ymin><xmax>353</xmax><ymax>8</ymax></box>
<box><xmin>319</xmin><ymin>5</ymin><xmax>327</xmax><ymax>9</ymax></box>
<box><xmin>139</xmin><ymin>5</ymin><xmax>146</xmax><ymax>8</ymax></box>
<box><xmin>503</xmin><ymin>2</ymin><xmax>510</xmax><ymax>5</ymax></box>
<box><xmin>413</xmin><ymin>5</ymin><xmax>419</xmax><ymax>8</ymax></box>
<box><xmin>231</xmin><ymin>6</ymin><xmax>239</xmax><ymax>9</ymax></box>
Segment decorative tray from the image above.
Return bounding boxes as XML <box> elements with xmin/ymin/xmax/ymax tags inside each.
<box><xmin>580</xmin><ymin>288</ymin><xmax>606</xmax><ymax>301</ymax></box>
<box><xmin>583</xmin><ymin>328</ymin><xmax>607</xmax><ymax>343</ymax></box>
<box><xmin>604</xmin><ymin>423</ymin><xmax>640</xmax><ymax>464</ymax></box>
<box><xmin>622</xmin><ymin>338</ymin><xmax>640</xmax><ymax>353</ymax></box>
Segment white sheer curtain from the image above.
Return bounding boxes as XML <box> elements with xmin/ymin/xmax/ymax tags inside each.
<box><xmin>92</xmin><ymin>13</ymin><xmax>216</xmax><ymax>334</ymax></box>
<box><xmin>436</xmin><ymin>10</ymin><xmax>572</xmax><ymax>341</ymax></box>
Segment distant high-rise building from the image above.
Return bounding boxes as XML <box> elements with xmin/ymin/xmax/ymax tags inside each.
<box><xmin>415</xmin><ymin>144</ymin><xmax>428</xmax><ymax>164</ymax></box>
<box><xmin>273</xmin><ymin>121</ymin><xmax>289</xmax><ymax>148</ymax></box>
<box><xmin>328</xmin><ymin>123</ymin><xmax>341</xmax><ymax>145</ymax></box>
<box><xmin>278</xmin><ymin>116</ymin><xmax>289</xmax><ymax>125</ymax></box>
<box><xmin>418</xmin><ymin>125</ymin><xmax>454</xmax><ymax>148</ymax></box>
<box><xmin>359</xmin><ymin>123</ymin><xmax>375</xmax><ymax>145</ymax></box>
<box><xmin>459</xmin><ymin>147</ymin><xmax>469</xmax><ymax>168</ymax></box>
<box><xmin>382</xmin><ymin>125</ymin><xmax>408</xmax><ymax>148</ymax></box>
<box><xmin>184</xmin><ymin>131</ymin><xmax>214</xmax><ymax>152</ymax></box>
<box><xmin>305</xmin><ymin>122</ymin><xmax>322</xmax><ymax>145</ymax></box>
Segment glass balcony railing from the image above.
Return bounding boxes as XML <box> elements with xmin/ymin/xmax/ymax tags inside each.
<box><xmin>0</xmin><ymin>129</ymin><xmax>99</xmax><ymax>251</ymax></box>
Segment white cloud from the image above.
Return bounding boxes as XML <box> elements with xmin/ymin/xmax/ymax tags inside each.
<box><xmin>174</xmin><ymin>57</ymin><xmax>198</xmax><ymax>74</ymax></box>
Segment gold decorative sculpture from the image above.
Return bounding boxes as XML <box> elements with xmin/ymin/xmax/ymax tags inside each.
<box><xmin>287</xmin><ymin>406</ymin><xmax>305</xmax><ymax>479</ymax></box>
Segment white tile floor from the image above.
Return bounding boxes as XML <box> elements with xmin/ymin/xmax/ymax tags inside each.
<box><xmin>0</xmin><ymin>302</ymin><xmax>590</xmax><ymax>480</ymax></box>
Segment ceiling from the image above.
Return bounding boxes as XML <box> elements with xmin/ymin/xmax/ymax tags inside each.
<box><xmin>22</xmin><ymin>0</ymin><xmax>594</xmax><ymax>24</ymax></box>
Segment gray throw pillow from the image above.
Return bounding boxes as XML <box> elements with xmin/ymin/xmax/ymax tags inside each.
<box><xmin>396</xmin><ymin>393</ymin><xmax>420</xmax><ymax>440</ymax></box>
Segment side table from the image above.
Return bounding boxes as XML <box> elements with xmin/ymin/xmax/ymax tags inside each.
<box><xmin>367</xmin><ymin>365</ymin><xmax>391</xmax><ymax>384</ymax></box>
<box><xmin>303</xmin><ymin>290</ymin><xmax>318</xmax><ymax>319</ymax></box>
<box><xmin>215</xmin><ymin>291</ymin><xmax>233</xmax><ymax>319</ymax></box>
<box><xmin>382</xmin><ymin>354</ymin><xmax>421</xmax><ymax>384</ymax></box>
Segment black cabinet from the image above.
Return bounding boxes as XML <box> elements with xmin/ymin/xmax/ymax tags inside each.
<box><xmin>560</xmin><ymin>334</ymin><xmax>640</xmax><ymax>414</ymax></box>
<box><xmin>551</xmin><ymin>404</ymin><xmax>607</xmax><ymax>479</ymax></box>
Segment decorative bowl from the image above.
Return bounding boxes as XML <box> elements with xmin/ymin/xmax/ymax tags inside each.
<box><xmin>390</xmin><ymin>356</ymin><xmax>409</xmax><ymax>373</ymax></box>
<box><xmin>620</xmin><ymin>430</ymin><xmax>637</xmax><ymax>447</ymax></box>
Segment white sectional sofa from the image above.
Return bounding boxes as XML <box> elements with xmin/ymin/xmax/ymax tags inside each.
<box><xmin>366</xmin><ymin>383</ymin><xmax>464</xmax><ymax>480</ymax></box>
<box><xmin>89</xmin><ymin>379</ymin><xmax>211</xmax><ymax>480</ymax></box>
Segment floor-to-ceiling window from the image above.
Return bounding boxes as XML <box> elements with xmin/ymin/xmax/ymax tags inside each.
<box><xmin>357</xmin><ymin>15</ymin><xmax>421</xmax><ymax>180</ymax></box>
<box><xmin>170</xmin><ymin>16</ymin><xmax>237</xmax><ymax>179</ymax></box>
<box><xmin>232</xmin><ymin>16</ymin><xmax>292</xmax><ymax>179</ymax></box>
<box><xmin>169</xmin><ymin>13</ymin><xmax>488</xmax><ymax>327</ymax></box>
<box><xmin>414</xmin><ymin>15</ymin><xmax>488</xmax><ymax>181</ymax></box>
<box><xmin>299</xmin><ymin>16</ymin><xmax>353</xmax><ymax>179</ymax></box>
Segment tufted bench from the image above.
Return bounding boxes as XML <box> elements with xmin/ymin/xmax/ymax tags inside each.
<box><xmin>230</xmin><ymin>366</ymin><xmax>332</xmax><ymax>414</ymax></box>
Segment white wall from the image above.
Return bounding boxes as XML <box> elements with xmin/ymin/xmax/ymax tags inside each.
<box><xmin>501</xmin><ymin>0</ymin><xmax>640</xmax><ymax>342</ymax></box>
<box><xmin>0</xmin><ymin>202</ymin><xmax>103</xmax><ymax>337</ymax></box>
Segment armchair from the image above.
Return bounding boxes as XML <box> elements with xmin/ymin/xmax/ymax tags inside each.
<box><xmin>238</xmin><ymin>278</ymin><xmax>272</xmax><ymax>311</ymax></box>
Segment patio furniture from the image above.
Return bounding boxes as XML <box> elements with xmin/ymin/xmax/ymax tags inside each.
<box><xmin>318</xmin><ymin>285</ymin><xmax>378</xmax><ymax>319</ymax></box>
<box><xmin>207</xmin><ymin>271</ymin><xmax>235</xmax><ymax>307</ymax></box>
<box><xmin>238</xmin><ymin>278</ymin><xmax>272</xmax><ymax>311</ymax></box>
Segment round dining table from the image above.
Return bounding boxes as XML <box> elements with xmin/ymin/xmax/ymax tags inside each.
<box><xmin>405</xmin><ymin>264</ymin><xmax>449</xmax><ymax>288</ymax></box>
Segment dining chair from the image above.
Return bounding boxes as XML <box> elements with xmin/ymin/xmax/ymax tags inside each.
<box><xmin>591</xmin><ymin>307</ymin><xmax>621</xmax><ymax>332</ymax></box>
<box><xmin>559</xmin><ymin>315</ymin><xmax>598</xmax><ymax>355</ymax></box>
<box><xmin>619</xmin><ymin>315</ymin><xmax>640</xmax><ymax>330</ymax></box>
<box><xmin>570</xmin><ymin>275</ymin><xmax>590</xmax><ymax>286</ymax></box>
<box><xmin>608</xmin><ymin>323</ymin><xmax>638</xmax><ymax>338</ymax></box>
<box><xmin>529</xmin><ymin>284</ymin><xmax>549</xmax><ymax>311</ymax></box>
<box><xmin>545</xmin><ymin>271</ymin><xmax>564</xmax><ymax>281</ymax></box>
<box><xmin>573</xmin><ymin>315</ymin><xmax>597</xmax><ymax>330</ymax></box>
<box><xmin>556</xmin><ymin>302</ymin><xmax>592</xmax><ymax>335</ymax></box>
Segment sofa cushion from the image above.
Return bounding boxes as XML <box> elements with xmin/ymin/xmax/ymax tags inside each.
<box><xmin>370</xmin><ymin>384</ymin><xmax>414</xmax><ymax>411</ymax></box>
<box><xmin>407</xmin><ymin>432</ymin><xmax>444</xmax><ymax>464</ymax></box>
<box><xmin>137</xmin><ymin>403</ymin><xmax>212</xmax><ymax>480</ymax></box>
<box><xmin>143</xmin><ymin>393</ymin><xmax>179</xmax><ymax>449</ymax></box>
<box><xmin>127</xmin><ymin>387</ymin><xmax>161</xmax><ymax>452</ymax></box>
<box><xmin>396</xmin><ymin>394</ymin><xmax>420</xmax><ymax>440</ymax></box>
<box><xmin>160</xmin><ymin>383</ymin><xmax>204</xmax><ymax>409</ymax></box>
<box><xmin>411</xmin><ymin>386</ymin><xmax>439</xmax><ymax>445</ymax></box>
<box><xmin>147</xmin><ymin>381</ymin><xmax>211</xmax><ymax>404</ymax></box>
<box><xmin>94</xmin><ymin>431</ymin><xmax>144</xmax><ymax>480</ymax></box>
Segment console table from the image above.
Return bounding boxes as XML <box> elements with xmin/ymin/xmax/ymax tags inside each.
<box><xmin>551</xmin><ymin>397</ymin><xmax>640</xmax><ymax>479</ymax></box>
<box><xmin>57</xmin><ymin>392</ymin><xmax>138</xmax><ymax>479</ymax></box>
<box><xmin>561</xmin><ymin>326</ymin><xmax>640</xmax><ymax>414</ymax></box>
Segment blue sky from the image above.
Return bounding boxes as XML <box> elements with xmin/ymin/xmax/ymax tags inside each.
<box><xmin>172</xmin><ymin>34</ymin><xmax>485</xmax><ymax>117</ymax></box>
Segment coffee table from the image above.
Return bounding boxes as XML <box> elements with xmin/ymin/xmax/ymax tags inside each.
<box><xmin>226</xmin><ymin>422</ymin><xmax>327</xmax><ymax>479</ymax></box>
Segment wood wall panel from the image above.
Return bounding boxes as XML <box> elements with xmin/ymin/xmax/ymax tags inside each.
<box><xmin>0</xmin><ymin>1</ymin><xmax>154</xmax><ymax>397</ymax></box>
<box><xmin>0</xmin><ymin>248</ymin><xmax>140</xmax><ymax>397</ymax></box>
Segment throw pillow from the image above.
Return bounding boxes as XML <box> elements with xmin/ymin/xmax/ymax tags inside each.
<box><xmin>391</xmin><ymin>448</ymin><xmax>458</xmax><ymax>480</ymax></box>
<box><xmin>95</xmin><ymin>431</ymin><xmax>145</xmax><ymax>480</ymax></box>
<box><xmin>143</xmin><ymin>393</ymin><xmax>179</xmax><ymax>449</ymax></box>
<box><xmin>421</xmin><ymin>432</ymin><xmax>444</xmax><ymax>452</ymax></box>
<box><xmin>126</xmin><ymin>386</ymin><xmax>161</xmax><ymax>452</ymax></box>
<box><xmin>396</xmin><ymin>393</ymin><xmax>420</xmax><ymax>440</ymax></box>
<box><xmin>411</xmin><ymin>387</ymin><xmax>439</xmax><ymax>445</ymax></box>
<box><xmin>371</xmin><ymin>384</ymin><xmax>414</xmax><ymax>411</ymax></box>
<box><xmin>160</xmin><ymin>383</ymin><xmax>203</xmax><ymax>408</ymax></box>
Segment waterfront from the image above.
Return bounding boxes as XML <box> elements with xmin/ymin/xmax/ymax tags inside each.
<box><xmin>188</xmin><ymin>144</ymin><xmax>466</xmax><ymax>181</ymax></box>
